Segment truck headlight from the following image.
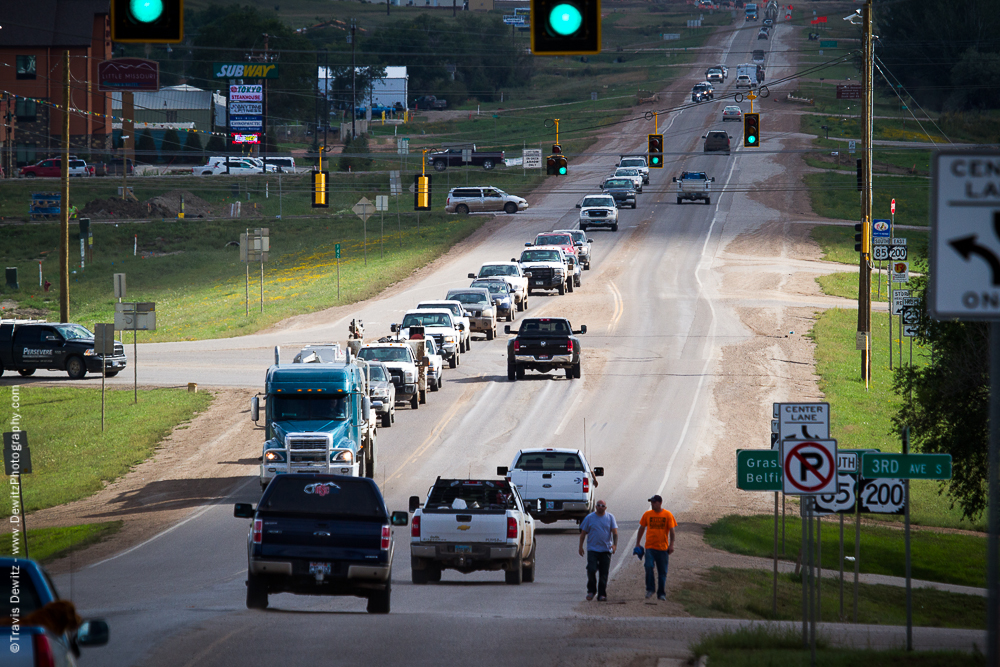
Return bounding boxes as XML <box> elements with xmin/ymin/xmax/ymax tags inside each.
<box><xmin>484</xmin><ymin>308</ymin><xmax>494</xmax><ymax>316</ymax></box>
<box><xmin>444</xmin><ymin>335</ymin><xmax>456</xmax><ymax>343</ymax></box>
<box><xmin>331</xmin><ymin>450</ymin><xmax>354</xmax><ymax>463</ymax></box>
<box><xmin>264</xmin><ymin>450</ymin><xmax>286</xmax><ymax>462</ymax></box>
<box><xmin>84</xmin><ymin>349</ymin><xmax>97</xmax><ymax>356</ymax></box>
<box><xmin>404</xmin><ymin>371</ymin><xmax>415</xmax><ymax>382</ymax></box>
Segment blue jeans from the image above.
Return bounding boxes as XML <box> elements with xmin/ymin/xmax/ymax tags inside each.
<box><xmin>644</xmin><ymin>549</ymin><xmax>669</xmax><ymax>596</ymax></box>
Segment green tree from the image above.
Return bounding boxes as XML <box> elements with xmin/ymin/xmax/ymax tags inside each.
<box><xmin>182</xmin><ymin>131</ymin><xmax>203</xmax><ymax>163</ymax></box>
<box><xmin>204</xmin><ymin>133</ymin><xmax>227</xmax><ymax>156</ymax></box>
<box><xmin>136</xmin><ymin>129</ymin><xmax>156</xmax><ymax>164</ymax></box>
<box><xmin>338</xmin><ymin>134</ymin><xmax>371</xmax><ymax>172</ymax></box>
<box><xmin>892</xmin><ymin>278</ymin><xmax>990</xmax><ymax>521</ymax></box>
<box><xmin>161</xmin><ymin>128</ymin><xmax>182</xmax><ymax>164</ymax></box>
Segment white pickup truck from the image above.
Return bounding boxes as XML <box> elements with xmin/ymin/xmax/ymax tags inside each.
<box><xmin>498</xmin><ymin>448</ymin><xmax>603</xmax><ymax>524</ymax></box>
<box><xmin>468</xmin><ymin>262</ymin><xmax>529</xmax><ymax>311</ymax></box>
<box><xmin>409</xmin><ymin>477</ymin><xmax>538</xmax><ymax>585</ymax></box>
<box><xmin>673</xmin><ymin>171</ymin><xmax>716</xmax><ymax>205</ymax></box>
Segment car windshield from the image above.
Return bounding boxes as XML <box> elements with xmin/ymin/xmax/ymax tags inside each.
<box><xmin>616</xmin><ymin>169</ymin><xmax>638</xmax><ymax>176</ymax></box>
<box><xmin>425</xmin><ymin>479</ymin><xmax>516</xmax><ymax>511</ymax></box>
<box><xmin>358</xmin><ymin>347</ymin><xmax>411</xmax><ymax>362</ymax></box>
<box><xmin>369</xmin><ymin>365</ymin><xmax>387</xmax><ymax>382</ymax></box>
<box><xmin>419</xmin><ymin>303</ymin><xmax>462</xmax><ymax>317</ymax></box>
<box><xmin>270</xmin><ymin>395</ymin><xmax>350</xmax><ymax>421</ymax></box>
<box><xmin>260</xmin><ymin>477</ymin><xmax>385</xmax><ymax>519</ymax></box>
<box><xmin>519</xmin><ymin>319</ymin><xmax>571</xmax><ymax>335</ymax></box>
<box><xmin>514</xmin><ymin>452</ymin><xmax>585</xmax><ymax>472</ymax></box>
<box><xmin>55</xmin><ymin>324</ymin><xmax>93</xmax><ymax>340</ymax></box>
<box><xmin>401</xmin><ymin>313</ymin><xmax>452</xmax><ymax>328</ymax></box>
<box><xmin>683</xmin><ymin>173</ymin><xmax>707</xmax><ymax>180</ymax></box>
<box><xmin>448</xmin><ymin>292</ymin><xmax>490</xmax><ymax>305</ymax></box>
<box><xmin>620</xmin><ymin>159</ymin><xmax>644</xmax><ymax>168</ymax></box>
<box><xmin>725</xmin><ymin>106</ymin><xmax>741</xmax><ymax>112</ymax></box>
<box><xmin>472</xmin><ymin>281</ymin><xmax>508</xmax><ymax>294</ymax></box>
<box><xmin>582</xmin><ymin>197</ymin><xmax>614</xmax><ymax>208</ymax></box>
<box><xmin>520</xmin><ymin>250</ymin><xmax>561</xmax><ymax>262</ymax></box>
<box><xmin>708</xmin><ymin>68</ymin><xmax>722</xmax><ymax>74</ymax></box>
<box><xmin>479</xmin><ymin>265</ymin><xmax>516</xmax><ymax>277</ymax></box>
<box><xmin>604</xmin><ymin>179</ymin><xmax>631</xmax><ymax>188</ymax></box>
<box><xmin>536</xmin><ymin>234</ymin><xmax>573</xmax><ymax>246</ymax></box>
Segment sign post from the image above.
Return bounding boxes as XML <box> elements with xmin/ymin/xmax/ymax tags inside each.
<box><xmin>353</xmin><ymin>197</ymin><xmax>375</xmax><ymax>266</ymax></box>
<box><xmin>376</xmin><ymin>195</ymin><xmax>389</xmax><ymax>259</ymax></box>
<box><xmin>335</xmin><ymin>243</ymin><xmax>342</xmax><ymax>301</ymax></box>
<box><xmin>114</xmin><ymin>302</ymin><xmax>156</xmax><ymax>403</ymax></box>
<box><xmin>94</xmin><ymin>323</ymin><xmax>115</xmax><ymax>431</ymax></box>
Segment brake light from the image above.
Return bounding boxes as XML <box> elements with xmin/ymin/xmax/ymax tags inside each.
<box><xmin>381</xmin><ymin>525</ymin><xmax>391</xmax><ymax>551</ymax></box>
<box><xmin>411</xmin><ymin>515</ymin><xmax>421</xmax><ymax>538</ymax></box>
<box><xmin>507</xmin><ymin>516</ymin><xmax>518</xmax><ymax>539</ymax></box>
<box><xmin>33</xmin><ymin>633</ymin><xmax>56</xmax><ymax>667</ymax></box>
<box><xmin>583</xmin><ymin>477</ymin><xmax>589</xmax><ymax>493</ymax></box>
<box><xmin>567</xmin><ymin>340</ymin><xmax>573</xmax><ymax>353</ymax></box>
<box><xmin>513</xmin><ymin>340</ymin><xmax>520</xmax><ymax>352</ymax></box>
<box><xmin>252</xmin><ymin>519</ymin><xmax>262</xmax><ymax>544</ymax></box>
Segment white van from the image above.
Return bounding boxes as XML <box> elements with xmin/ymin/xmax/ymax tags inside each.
<box><xmin>735</xmin><ymin>63</ymin><xmax>758</xmax><ymax>89</ymax></box>
<box><xmin>264</xmin><ymin>156</ymin><xmax>296</xmax><ymax>173</ymax></box>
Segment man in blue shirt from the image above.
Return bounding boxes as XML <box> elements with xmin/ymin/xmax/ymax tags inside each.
<box><xmin>578</xmin><ymin>500</ymin><xmax>618</xmax><ymax>601</ymax></box>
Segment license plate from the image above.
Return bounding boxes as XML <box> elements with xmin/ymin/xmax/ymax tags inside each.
<box><xmin>546</xmin><ymin>501</ymin><xmax>555</xmax><ymax>509</ymax></box>
<box><xmin>534</xmin><ymin>280</ymin><xmax>544</xmax><ymax>285</ymax></box>
<box><xmin>309</xmin><ymin>562</ymin><xmax>331</xmax><ymax>575</ymax></box>
<box><xmin>537</xmin><ymin>355</ymin><xmax>550</xmax><ymax>360</ymax></box>
<box><xmin>455</xmin><ymin>545</ymin><xmax>471</xmax><ymax>554</ymax></box>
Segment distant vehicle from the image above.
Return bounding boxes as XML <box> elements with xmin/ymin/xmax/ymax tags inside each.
<box><xmin>105</xmin><ymin>158</ymin><xmax>136</xmax><ymax>175</ymax></box>
<box><xmin>763</xmin><ymin>17</ymin><xmax>773</xmax><ymax>27</ymax></box>
<box><xmin>263</xmin><ymin>156</ymin><xmax>296</xmax><ymax>172</ymax></box>
<box><xmin>514</xmin><ymin>248</ymin><xmax>569</xmax><ymax>296</ymax></box>
<box><xmin>553</xmin><ymin>228</ymin><xmax>593</xmax><ymax>270</ymax></box>
<box><xmin>417</xmin><ymin>300</ymin><xmax>473</xmax><ymax>351</ymax></box>
<box><xmin>673</xmin><ymin>171</ymin><xmax>716</xmax><ymax>205</ymax></box>
<box><xmin>0</xmin><ymin>321</ymin><xmax>127</xmax><ymax>379</ymax></box>
<box><xmin>722</xmin><ymin>105</ymin><xmax>743</xmax><ymax>122</ymax></box>
<box><xmin>617</xmin><ymin>155</ymin><xmax>649</xmax><ymax>183</ymax></box>
<box><xmin>430</xmin><ymin>146</ymin><xmax>505</xmax><ymax>171</ymax></box>
<box><xmin>445</xmin><ymin>288</ymin><xmax>497</xmax><ymax>340</ymax></box>
<box><xmin>468</xmin><ymin>262</ymin><xmax>529</xmax><ymax>311</ymax></box>
<box><xmin>601</xmin><ymin>178</ymin><xmax>637</xmax><ymax>210</ymax></box>
<box><xmin>445</xmin><ymin>187</ymin><xmax>527</xmax><ymax>214</ymax></box>
<box><xmin>234</xmin><ymin>474</ymin><xmax>408</xmax><ymax>613</ymax></box>
<box><xmin>575</xmin><ymin>194</ymin><xmax>618</xmax><ymax>233</ymax></box>
<box><xmin>413</xmin><ymin>95</ymin><xmax>447</xmax><ymax>110</ymax></box>
<box><xmin>365</xmin><ymin>361</ymin><xmax>396</xmax><ymax>427</ymax></box>
<box><xmin>498</xmin><ymin>449</ymin><xmax>604</xmax><ymax>524</ymax></box>
<box><xmin>692</xmin><ymin>81</ymin><xmax>715</xmax><ymax>100</ymax></box>
<box><xmin>528</xmin><ymin>232</ymin><xmax>578</xmax><ymax>261</ymax></box>
<box><xmin>195</xmin><ymin>157</ymin><xmax>264</xmax><ymax>176</ymax></box>
<box><xmin>357</xmin><ymin>342</ymin><xmax>425</xmax><ymax>408</ymax></box>
<box><xmin>393</xmin><ymin>308</ymin><xmax>462</xmax><ymax>368</ymax></box>
<box><xmin>613</xmin><ymin>167</ymin><xmax>644</xmax><ymax>193</ymax></box>
<box><xmin>757</xmin><ymin>28</ymin><xmax>769</xmax><ymax>40</ymax></box>
<box><xmin>752</xmin><ymin>50</ymin><xmax>766</xmax><ymax>64</ymax></box>
<box><xmin>705</xmin><ymin>67</ymin><xmax>725</xmax><ymax>83</ymax></box>
<box><xmin>505</xmin><ymin>317</ymin><xmax>586</xmax><ymax>381</ymax></box>
<box><xmin>20</xmin><ymin>157</ymin><xmax>93</xmax><ymax>178</ymax></box>
<box><xmin>745</xmin><ymin>2</ymin><xmax>758</xmax><ymax>20</ymax></box>
<box><xmin>703</xmin><ymin>130</ymin><xmax>732</xmax><ymax>155</ymax></box>
<box><xmin>470</xmin><ymin>279</ymin><xmax>516</xmax><ymax>322</ymax></box>
<box><xmin>735</xmin><ymin>63</ymin><xmax>758</xmax><ymax>89</ymax></box>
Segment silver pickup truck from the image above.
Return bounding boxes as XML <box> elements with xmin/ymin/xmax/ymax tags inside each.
<box><xmin>409</xmin><ymin>478</ymin><xmax>538</xmax><ymax>585</ymax></box>
<box><xmin>673</xmin><ymin>171</ymin><xmax>716</xmax><ymax>205</ymax></box>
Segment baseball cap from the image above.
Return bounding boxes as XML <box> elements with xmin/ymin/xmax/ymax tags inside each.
<box><xmin>633</xmin><ymin>545</ymin><xmax>645</xmax><ymax>560</ymax></box>
<box><xmin>648</xmin><ymin>494</ymin><xmax>662</xmax><ymax>503</ymax></box>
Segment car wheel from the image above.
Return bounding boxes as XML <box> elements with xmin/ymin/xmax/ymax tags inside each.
<box><xmin>565</xmin><ymin>367</ymin><xmax>573</xmax><ymax>380</ymax></box>
<box><xmin>438</xmin><ymin>374</ymin><xmax>444</xmax><ymax>390</ymax></box>
<box><xmin>486</xmin><ymin>327</ymin><xmax>495</xmax><ymax>341</ymax></box>
<box><xmin>17</xmin><ymin>369</ymin><xmax>34</xmax><ymax>377</ymax></box>
<box><xmin>705</xmin><ymin>198</ymin><xmax>711</xmax><ymax>205</ymax></box>
<box><xmin>558</xmin><ymin>283</ymin><xmax>565</xmax><ymax>295</ymax></box>
<box><xmin>631</xmin><ymin>203</ymin><xmax>637</xmax><ymax>209</ymax></box>
<box><xmin>483</xmin><ymin>159</ymin><xmax>495</xmax><ymax>170</ymax></box>
<box><xmin>411</xmin><ymin>395</ymin><xmax>419</xmax><ymax>410</ymax></box>
<box><xmin>105</xmin><ymin>371</ymin><xmax>119</xmax><ymax>377</ymax></box>
<box><xmin>677</xmin><ymin>197</ymin><xmax>683</xmax><ymax>205</ymax></box>
<box><xmin>449</xmin><ymin>354</ymin><xmax>458</xmax><ymax>369</ymax></box>
<box><xmin>504</xmin><ymin>202</ymin><xmax>517</xmax><ymax>214</ymax></box>
<box><xmin>567</xmin><ymin>280</ymin><xmax>574</xmax><ymax>293</ymax></box>
<box><xmin>522</xmin><ymin>540</ymin><xmax>537</xmax><ymax>583</ymax></box>
<box><xmin>411</xmin><ymin>558</ymin><xmax>430</xmax><ymax>584</ymax></box>
<box><xmin>580</xmin><ymin>224</ymin><xmax>587</xmax><ymax>232</ymax></box>
<box><xmin>505</xmin><ymin>558</ymin><xmax>523</xmax><ymax>585</ymax></box>
<box><xmin>456</xmin><ymin>204</ymin><xmax>469</xmax><ymax>216</ymax></box>
<box><xmin>522</xmin><ymin>297</ymin><xmax>528</xmax><ymax>309</ymax></box>
<box><xmin>428</xmin><ymin>565</ymin><xmax>442</xmax><ymax>583</ymax></box>
<box><xmin>367</xmin><ymin>582</ymin><xmax>391</xmax><ymax>614</ymax></box>
<box><xmin>508</xmin><ymin>364</ymin><xmax>517</xmax><ymax>381</ymax></box>
<box><xmin>66</xmin><ymin>356</ymin><xmax>86</xmax><ymax>379</ymax></box>
<box><xmin>516</xmin><ymin>366</ymin><xmax>525</xmax><ymax>380</ymax></box>
<box><xmin>574</xmin><ymin>361</ymin><xmax>582</xmax><ymax>379</ymax></box>
<box><xmin>430</xmin><ymin>376</ymin><xmax>439</xmax><ymax>392</ymax></box>
<box><xmin>419</xmin><ymin>389</ymin><xmax>427</xmax><ymax>404</ymax></box>
<box><xmin>25</xmin><ymin>173</ymin><xmax>35</xmax><ymax>178</ymax></box>
<box><xmin>612</xmin><ymin>223</ymin><xmax>619</xmax><ymax>232</ymax></box>
<box><xmin>433</xmin><ymin>160</ymin><xmax>447</xmax><ymax>171</ymax></box>
<box><xmin>381</xmin><ymin>410</ymin><xmax>392</xmax><ymax>428</ymax></box>
<box><xmin>575</xmin><ymin>277</ymin><xmax>581</xmax><ymax>287</ymax></box>
<box><xmin>246</xmin><ymin>574</ymin><xmax>268</xmax><ymax>610</ymax></box>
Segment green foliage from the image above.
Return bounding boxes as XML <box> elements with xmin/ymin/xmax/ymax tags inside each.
<box><xmin>136</xmin><ymin>129</ymin><xmax>156</xmax><ymax>163</ymax></box>
<box><xmin>948</xmin><ymin>49</ymin><xmax>1000</xmax><ymax>110</ymax></box>
<box><xmin>893</xmin><ymin>278</ymin><xmax>990</xmax><ymax>521</ymax></box>
<box><xmin>182</xmin><ymin>131</ymin><xmax>203</xmax><ymax>163</ymax></box>
<box><xmin>0</xmin><ymin>522</ymin><xmax>122</xmax><ymax>564</ymax></box>
<box><xmin>204</xmin><ymin>133</ymin><xmax>227</xmax><ymax>155</ymax></box>
<box><xmin>161</xmin><ymin>128</ymin><xmax>182</xmax><ymax>164</ymax></box>
<box><xmin>338</xmin><ymin>134</ymin><xmax>372</xmax><ymax>172</ymax></box>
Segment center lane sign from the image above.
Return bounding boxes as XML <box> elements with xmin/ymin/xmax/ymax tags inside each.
<box><xmin>782</xmin><ymin>439</ymin><xmax>838</xmax><ymax>495</ymax></box>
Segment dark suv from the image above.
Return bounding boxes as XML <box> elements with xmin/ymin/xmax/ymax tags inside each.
<box><xmin>703</xmin><ymin>131</ymin><xmax>732</xmax><ymax>155</ymax></box>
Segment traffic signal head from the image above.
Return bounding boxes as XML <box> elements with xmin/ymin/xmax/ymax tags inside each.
<box><xmin>530</xmin><ymin>0</ymin><xmax>601</xmax><ymax>56</ymax></box>
<box><xmin>743</xmin><ymin>112</ymin><xmax>760</xmax><ymax>147</ymax></box>
<box><xmin>854</xmin><ymin>223</ymin><xmax>863</xmax><ymax>252</ymax></box>
<box><xmin>647</xmin><ymin>134</ymin><xmax>663</xmax><ymax>168</ymax></box>
<box><xmin>557</xmin><ymin>155</ymin><xmax>567</xmax><ymax>175</ymax></box>
<box><xmin>414</xmin><ymin>174</ymin><xmax>432</xmax><ymax>210</ymax></box>
<box><xmin>547</xmin><ymin>154</ymin><xmax>567</xmax><ymax>175</ymax></box>
<box><xmin>312</xmin><ymin>171</ymin><xmax>328</xmax><ymax>208</ymax></box>
<box><xmin>551</xmin><ymin>143</ymin><xmax>562</xmax><ymax>154</ymax></box>
<box><xmin>111</xmin><ymin>0</ymin><xmax>184</xmax><ymax>43</ymax></box>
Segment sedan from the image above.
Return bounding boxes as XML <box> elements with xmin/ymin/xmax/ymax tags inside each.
<box><xmin>722</xmin><ymin>105</ymin><xmax>743</xmax><ymax>122</ymax></box>
<box><xmin>758</xmin><ymin>29</ymin><xmax>769</xmax><ymax>40</ymax></box>
<box><xmin>470</xmin><ymin>279</ymin><xmax>516</xmax><ymax>322</ymax></box>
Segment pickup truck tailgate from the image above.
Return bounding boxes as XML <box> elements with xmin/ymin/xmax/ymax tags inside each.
<box><xmin>517</xmin><ymin>337</ymin><xmax>570</xmax><ymax>359</ymax></box>
<box><xmin>512</xmin><ymin>469</ymin><xmax>584</xmax><ymax>502</ymax></box>
<box><xmin>259</xmin><ymin>515</ymin><xmax>381</xmax><ymax>562</ymax></box>
<box><xmin>419</xmin><ymin>511</ymin><xmax>509</xmax><ymax>544</ymax></box>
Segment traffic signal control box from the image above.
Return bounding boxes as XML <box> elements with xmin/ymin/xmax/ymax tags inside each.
<box><xmin>414</xmin><ymin>174</ymin><xmax>432</xmax><ymax>210</ymax></box>
<box><xmin>111</xmin><ymin>0</ymin><xmax>184</xmax><ymax>43</ymax></box>
<box><xmin>647</xmin><ymin>134</ymin><xmax>663</xmax><ymax>168</ymax></box>
<box><xmin>530</xmin><ymin>0</ymin><xmax>602</xmax><ymax>55</ymax></box>
<box><xmin>312</xmin><ymin>171</ymin><xmax>329</xmax><ymax>208</ymax></box>
<box><xmin>743</xmin><ymin>113</ymin><xmax>760</xmax><ymax>148</ymax></box>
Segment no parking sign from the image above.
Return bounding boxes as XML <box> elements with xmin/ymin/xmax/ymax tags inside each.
<box><xmin>781</xmin><ymin>439</ymin><xmax>838</xmax><ymax>495</ymax></box>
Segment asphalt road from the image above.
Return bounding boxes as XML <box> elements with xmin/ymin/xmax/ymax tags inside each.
<box><xmin>39</xmin><ymin>22</ymin><xmax>985</xmax><ymax>666</ymax></box>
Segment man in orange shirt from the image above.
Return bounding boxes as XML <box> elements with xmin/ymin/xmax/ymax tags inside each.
<box><xmin>635</xmin><ymin>494</ymin><xmax>676</xmax><ymax>600</ymax></box>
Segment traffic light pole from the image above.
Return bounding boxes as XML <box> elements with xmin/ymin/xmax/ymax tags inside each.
<box><xmin>59</xmin><ymin>50</ymin><xmax>70</xmax><ymax>323</ymax></box>
<box><xmin>857</xmin><ymin>0</ymin><xmax>874</xmax><ymax>384</ymax></box>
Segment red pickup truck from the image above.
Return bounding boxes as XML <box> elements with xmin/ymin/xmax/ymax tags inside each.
<box><xmin>20</xmin><ymin>157</ymin><xmax>94</xmax><ymax>178</ymax></box>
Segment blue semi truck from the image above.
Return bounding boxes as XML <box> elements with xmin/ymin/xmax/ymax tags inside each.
<box><xmin>253</xmin><ymin>346</ymin><xmax>380</xmax><ymax>491</ymax></box>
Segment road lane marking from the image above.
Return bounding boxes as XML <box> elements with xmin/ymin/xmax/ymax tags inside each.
<box><xmin>607</xmin><ymin>281</ymin><xmax>624</xmax><ymax>335</ymax></box>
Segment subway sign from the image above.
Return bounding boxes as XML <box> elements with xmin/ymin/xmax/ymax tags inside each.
<box><xmin>214</xmin><ymin>63</ymin><xmax>280</xmax><ymax>79</ymax></box>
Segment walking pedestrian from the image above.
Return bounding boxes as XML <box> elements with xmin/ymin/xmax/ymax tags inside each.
<box><xmin>579</xmin><ymin>500</ymin><xmax>617</xmax><ymax>601</ymax></box>
<box><xmin>635</xmin><ymin>494</ymin><xmax>676</xmax><ymax>601</ymax></box>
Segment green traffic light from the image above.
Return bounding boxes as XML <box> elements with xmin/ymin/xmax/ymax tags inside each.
<box><xmin>130</xmin><ymin>0</ymin><xmax>164</xmax><ymax>23</ymax></box>
<box><xmin>652</xmin><ymin>157</ymin><xmax>660</xmax><ymax>165</ymax></box>
<box><xmin>747</xmin><ymin>135</ymin><xmax>756</xmax><ymax>144</ymax></box>
<box><xmin>549</xmin><ymin>4</ymin><xmax>583</xmax><ymax>36</ymax></box>
<box><xmin>559</xmin><ymin>166</ymin><xmax>567</xmax><ymax>175</ymax></box>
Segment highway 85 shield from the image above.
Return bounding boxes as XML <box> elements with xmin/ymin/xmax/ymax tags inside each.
<box><xmin>781</xmin><ymin>439</ymin><xmax>837</xmax><ymax>495</ymax></box>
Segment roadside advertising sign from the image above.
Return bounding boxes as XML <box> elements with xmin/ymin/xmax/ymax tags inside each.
<box><xmin>214</xmin><ymin>63</ymin><xmax>280</xmax><ymax>79</ymax></box>
<box><xmin>229</xmin><ymin>85</ymin><xmax>263</xmax><ymax>102</ymax></box>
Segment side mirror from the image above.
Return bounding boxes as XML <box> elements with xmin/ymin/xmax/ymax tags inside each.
<box><xmin>362</xmin><ymin>396</ymin><xmax>372</xmax><ymax>423</ymax></box>
<box><xmin>371</xmin><ymin>400</ymin><xmax>383</xmax><ymax>411</ymax></box>
<box><xmin>497</xmin><ymin>466</ymin><xmax>509</xmax><ymax>476</ymax></box>
<box><xmin>524</xmin><ymin>242</ymin><xmax>532</xmax><ymax>247</ymax></box>
<box><xmin>409</xmin><ymin>495</ymin><xmax>422</xmax><ymax>512</ymax></box>
<box><xmin>580</xmin><ymin>325</ymin><xmax>588</xmax><ymax>334</ymax></box>
<box><xmin>504</xmin><ymin>325</ymin><xmax>512</xmax><ymax>334</ymax></box>
<box><xmin>76</xmin><ymin>620</ymin><xmax>109</xmax><ymax>647</ymax></box>
<box><xmin>250</xmin><ymin>396</ymin><xmax>259</xmax><ymax>422</ymax></box>
<box><xmin>464</xmin><ymin>310</ymin><xmax>473</xmax><ymax>317</ymax></box>
<box><xmin>575</xmin><ymin>203</ymin><xmax>581</xmax><ymax>208</ymax></box>
<box><xmin>234</xmin><ymin>503</ymin><xmax>254</xmax><ymax>518</ymax></box>
<box><xmin>672</xmin><ymin>177</ymin><xmax>677</xmax><ymax>182</ymax></box>
<box><xmin>701</xmin><ymin>135</ymin><xmax>707</xmax><ymax>139</ymax></box>
<box><xmin>525</xmin><ymin>272</ymin><xmax>533</xmax><ymax>278</ymax></box>
<box><xmin>457</xmin><ymin>322</ymin><xmax>465</xmax><ymax>331</ymax></box>
<box><xmin>390</xmin><ymin>323</ymin><xmax>399</xmax><ymax>333</ymax></box>
<box><xmin>511</xmin><ymin>258</ymin><xmax>518</xmax><ymax>263</ymax></box>
<box><xmin>588</xmin><ymin>238</ymin><xmax>593</xmax><ymax>243</ymax></box>
<box><xmin>390</xmin><ymin>510</ymin><xmax>409</xmax><ymax>526</ymax></box>
<box><xmin>468</xmin><ymin>273</ymin><xmax>476</xmax><ymax>279</ymax></box>
<box><xmin>593</xmin><ymin>466</ymin><xmax>604</xmax><ymax>477</ymax></box>
<box><xmin>711</xmin><ymin>177</ymin><xmax>716</xmax><ymax>182</ymax></box>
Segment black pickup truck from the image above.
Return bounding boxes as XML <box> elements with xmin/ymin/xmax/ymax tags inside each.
<box><xmin>234</xmin><ymin>474</ymin><xmax>408</xmax><ymax>613</ymax></box>
<box><xmin>429</xmin><ymin>146</ymin><xmax>505</xmax><ymax>171</ymax></box>
<box><xmin>0</xmin><ymin>322</ymin><xmax>127</xmax><ymax>379</ymax></box>
<box><xmin>505</xmin><ymin>317</ymin><xmax>586</xmax><ymax>381</ymax></box>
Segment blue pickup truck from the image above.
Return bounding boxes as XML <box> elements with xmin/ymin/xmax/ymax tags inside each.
<box><xmin>235</xmin><ymin>474</ymin><xmax>408</xmax><ymax>613</ymax></box>
<box><xmin>0</xmin><ymin>558</ymin><xmax>109</xmax><ymax>666</ymax></box>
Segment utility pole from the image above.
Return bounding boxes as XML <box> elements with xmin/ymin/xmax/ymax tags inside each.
<box><xmin>262</xmin><ymin>33</ymin><xmax>269</xmax><ymax>160</ymax></box>
<box><xmin>351</xmin><ymin>20</ymin><xmax>357</xmax><ymax>141</ymax></box>
<box><xmin>59</xmin><ymin>50</ymin><xmax>70</xmax><ymax>322</ymax></box>
<box><xmin>857</xmin><ymin>0</ymin><xmax>874</xmax><ymax>382</ymax></box>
